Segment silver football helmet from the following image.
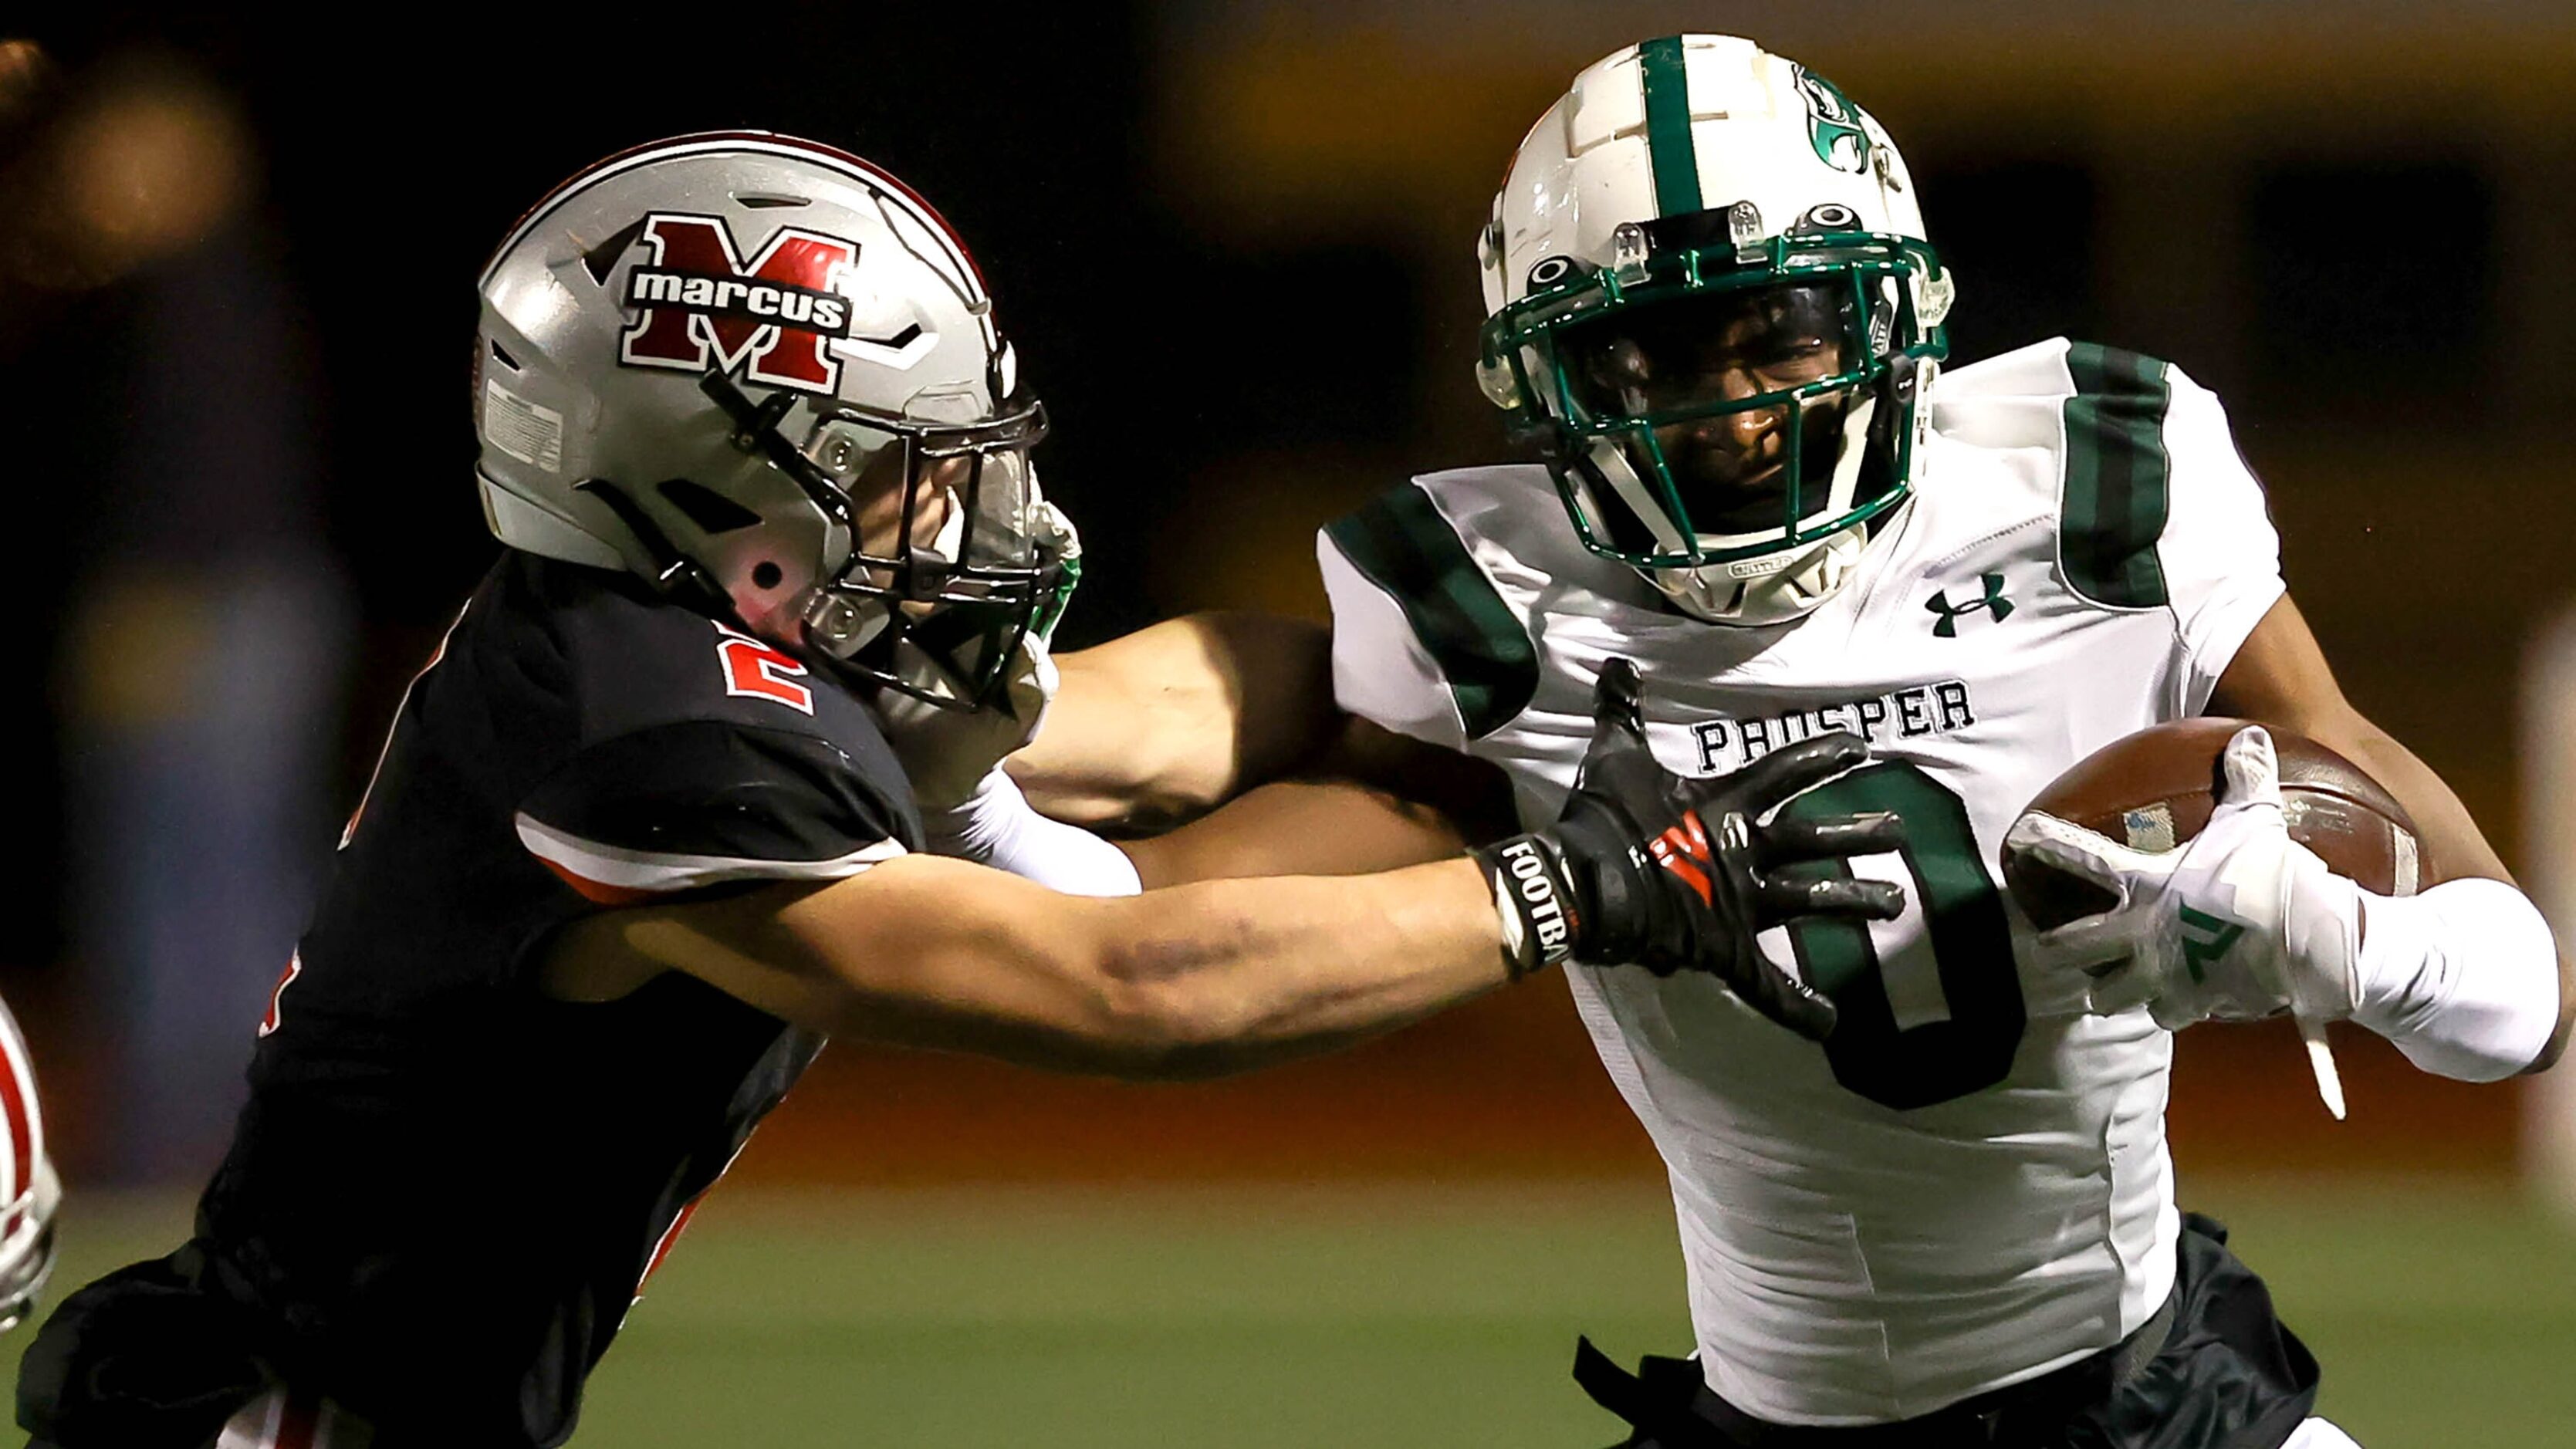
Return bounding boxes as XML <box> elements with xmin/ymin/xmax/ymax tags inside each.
<box><xmin>474</xmin><ymin>132</ymin><xmax>1074</xmax><ymax>708</ymax></box>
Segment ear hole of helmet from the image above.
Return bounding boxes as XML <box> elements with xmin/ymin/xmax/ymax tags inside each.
<box><xmin>1526</xmin><ymin>255</ymin><xmax>1586</xmax><ymax>292</ymax></box>
<box><xmin>1795</xmin><ymin>203</ymin><xmax>1860</xmax><ymax>233</ymax></box>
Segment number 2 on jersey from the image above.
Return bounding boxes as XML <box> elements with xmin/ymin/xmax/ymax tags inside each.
<box><xmin>714</xmin><ymin>623</ymin><xmax>816</xmax><ymax>714</ymax></box>
<box><xmin>1773</xmin><ymin>761</ymin><xmax>2026</xmax><ymax>1110</ymax></box>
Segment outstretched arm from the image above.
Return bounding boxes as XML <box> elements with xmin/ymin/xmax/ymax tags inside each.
<box><xmin>2209</xmin><ymin>593</ymin><xmax>2573</xmax><ymax>1072</ymax></box>
<box><xmin>545</xmin><ymin>852</ymin><xmax>1514</xmax><ymax>1081</ymax></box>
<box><xmin>1115</xmin><ymin>714</ymin><xmax>1523</xmax><ymax>887</ymax></box>
<box><xmin>1007</xmin><ymin>612</ymin><xmax>1340</xmax><ymax>832</ymax></box>
<box><xmin>1000</xmin><ymin>610</ymin><xmax>1518</xmax><ymax>886</ymax></box>
<box><xmin>546</xmin><ymin>661</ymin><xmax>1905</xmax><ymax>1080</ymax></box>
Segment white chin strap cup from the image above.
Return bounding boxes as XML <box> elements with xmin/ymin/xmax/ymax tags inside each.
<box><xmin>1643</xmin><ymin>520</ymin><xmax>1871</xmax><ymax>627</ymax></box>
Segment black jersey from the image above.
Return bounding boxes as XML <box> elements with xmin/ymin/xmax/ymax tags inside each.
<box><xmin>20</xmin><ymin>552</ymin><xmax>921</xmax><ymax>1449</ymax></box>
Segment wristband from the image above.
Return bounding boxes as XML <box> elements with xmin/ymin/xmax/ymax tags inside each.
<box><xmin>1473</xmin><ymin>833</ymin><xmax>1581</xmax><ymax>979</ymax></box>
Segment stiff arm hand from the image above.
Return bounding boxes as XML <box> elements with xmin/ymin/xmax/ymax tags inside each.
<box><xmin>1474</xmin><ymin>657</ymin><xmax>1904</xmax><ymax>1038</ymax></box>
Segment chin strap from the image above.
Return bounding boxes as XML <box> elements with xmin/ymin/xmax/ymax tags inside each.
<box><xmin>1642</xmin><ymin>519</ymin><xmax>1871</xmax><ymax>626</ymax></box>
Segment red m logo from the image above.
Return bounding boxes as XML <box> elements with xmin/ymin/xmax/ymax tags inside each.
<box><xmin>619</xmin><ymin>212</ymin><xmax>858</xmax><ymax>394</ymax></box>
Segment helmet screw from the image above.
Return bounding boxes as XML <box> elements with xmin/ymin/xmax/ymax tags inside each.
<box><xmin>1728</xmin><ymin>202</ymin><xmax>1766</xmax><ymax>266</ymax></box>
<box><xmin>1611</xmin><ymin>222</ymin><xmax>1649</xmax><ymax>285</ymax></box>
<box><xmin>808</xmin><ymin>595</ymin><xmax>861</xmax><ymax>647</ymax></box>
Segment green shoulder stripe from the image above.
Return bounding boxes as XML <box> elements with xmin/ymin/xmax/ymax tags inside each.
<box><xmin>2060</xmin><ymin>342</ymin><xmax>2174</xmax><ymax>610</ymax></box>
<box><xmin>1323</xmin><ymin>485</ymin><xmax>1538</xmax><ymax>741</ymax></box>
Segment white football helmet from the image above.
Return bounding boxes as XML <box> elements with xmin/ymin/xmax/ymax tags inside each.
<box><xmin>1476</xmin><ymin>36</ymin><xmax>1954</xmax><ymax>626</ymax></box>
<box><xmin>0</xmin><ymin>997</ymin><xmax>57</xmax><ymax>1334</ymax></box>
<box><xmin>475</xmin><ymin>132</ymin><xmax>1075</xmax><ymax>708</ymax></box>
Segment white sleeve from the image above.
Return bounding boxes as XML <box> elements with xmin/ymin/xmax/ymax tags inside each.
<box><xmin>2355</xmin><ymin>878</ymin><xmax>2563</xmax><ymax>1082</ymax></box>
<box><xmin>922</xmin><ymin>768</ymin><xmax>1141</xmax><ymax>897</ymax></box>
<box><xmin>1316</xmin><ymin>529</ymin><xmax>1471</xmax><ymax>752</ymax></box>
<box><xmin>2160</xmin><ymin>370</ymin><xmax>2286</xmax><ymax>715</ymax></box>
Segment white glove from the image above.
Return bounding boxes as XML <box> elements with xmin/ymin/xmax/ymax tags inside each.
<box><xmin>874</xmin><ymin>623</ymin><xmax>1056</xmax><ymax>812</ymax></box>
<box><xmin>873</xmin><ymin>497</ymin><xmax>1078</xmax><ymax>812</ymax></box>
<box><xmin>2004</xmin><ymin>724</ymin><xmax>2364</xmax><ymax>1115</ymax></box>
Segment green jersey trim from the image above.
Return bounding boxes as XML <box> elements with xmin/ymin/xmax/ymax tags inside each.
<box><xmin>1638</xmin><ymin>36</ymin><xmax>1703</xmax><ymax>219</ymax></box>
<box><xmin>1323</xmin><ymin>485</ymin><xmax>1539</xmax><ymax>741</ymax></box>
<box><xmin>2060</xmin><ymin>343</ymin><xmax>2174</xmax><ymax>610</ymax></box>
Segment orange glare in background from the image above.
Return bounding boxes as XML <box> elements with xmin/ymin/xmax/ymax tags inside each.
<box><xmin>55</xmin><ymin>59</ymin><xmax>246</xmax><ymax>275</ymax></box>
<box><xmin>0</xmin><ymin>39</ymin><xmax>58</xmax><ymax>136</ymax></box>
<box><xmin>0</xmin><ymin>52</ymin><xmax>248</xmax><ymax>296</ymax></box>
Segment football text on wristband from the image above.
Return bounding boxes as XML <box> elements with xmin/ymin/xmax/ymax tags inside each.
<box><xmin>1475</xmin><ymin>834</ymin><xmax>1584</xmax><ymax>979</ymax></box>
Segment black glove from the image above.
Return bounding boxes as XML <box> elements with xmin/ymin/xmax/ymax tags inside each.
<box><xmin>1471</xmin><ymin>657</ymin><xmax>1905</xmax><ymax>1040</ymax></box>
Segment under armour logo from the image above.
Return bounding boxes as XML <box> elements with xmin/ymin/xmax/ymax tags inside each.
<box><xmin>2178</xmin><ymin>904</ymin><xmax>2247</xmax><ymax>984</ymax></box>
<box><xmin>1925</xmin><ymin>574</ymin><xmax>2013</xmax><ymax>637</ymax></box>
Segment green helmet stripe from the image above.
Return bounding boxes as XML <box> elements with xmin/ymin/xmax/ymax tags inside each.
<box><xmin>1637</xmin><ymin>37</ymin><xmax>1703</xmax><ymax>218</ymax></box>
<box><xmin>2061</xmin><ymin>343</ymin><xmax>2174</xmax><ymax>610</ymax></box>
<box><xmin>1324</xmin><ymin>485</ymin><xmax>1537</xmax><ymax>741</ymax></box>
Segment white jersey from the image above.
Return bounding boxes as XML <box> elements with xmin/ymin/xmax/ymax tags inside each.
<box><xmin>1317</xmin><ymin>339</ymin><xmax>2284</xmax><ymax>1425</ymax></box>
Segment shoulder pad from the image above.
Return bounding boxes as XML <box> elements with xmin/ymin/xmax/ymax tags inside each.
<box><xmin>509</xmin><ymin>555</ymin><xmax>884</xmax><ymax>750</ymax></box>
<box><xmin>1320</xmin><ymin>476</ymin><xmax>1540</xmax><ymax>742</ymax></box>
<box><xmin>2058</xmin><ymin>343</ymin><xmax>2179</xmax><ymax>611</ymax></box>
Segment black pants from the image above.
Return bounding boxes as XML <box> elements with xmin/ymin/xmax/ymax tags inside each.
<box><xmin>1579</xmin><ymin>1214</ymin><xmax>2319</xmax><ymax>1449</ymax></box>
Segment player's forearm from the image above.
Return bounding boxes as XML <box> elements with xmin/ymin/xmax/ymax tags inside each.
<box><xmin>2320</xmin><ymin>712</ymin><xmax>2510</xmax><ymax>883</ymax></box>
<box><xmin>559</xmin><ymin>853</ymin><xmax>1510</xmax><ymax>1080</ymax></box>
<box><xmin>2336</xmin><ymin>724</ymin><xmax>2576</xmax><ymax>1072</ymax></box>
<box><xmin>769</xmin><ymin>855</ymin><xmax>1509</xmax><ymax>1079</ymax></box>
<box><xmin>1117</xmin><ymin>779</ymin><xmax>1470</xmax><ymax>889</ymax></box>
<box><xmin>2352</xmin><ymin>878</ymin><xmax>2566</xmax><ymax>1079</ymax></box>
<box><xmin>1062</xmin><ymin>859</ymin><xmax>1511</xmax><ymax>1077</ymax></box>
<box><xmin>1008</xmin><ymin>612</ymin><xmax>1337</xmax><ymax>830</ymax></box>
<box><xmin>2299</xmin><ymin>708</ymin><xmax>2573</xmax><ymax>1072</ymax></box>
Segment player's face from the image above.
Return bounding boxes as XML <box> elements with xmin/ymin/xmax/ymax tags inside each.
<box><xmin>847</xmin><ymin>443</ymin><xmax>965</xmax><ymax>562</ymax></box>
<box><xmin>1560</xmin><ymin>282</ymin><xmax>1856</xmax><ymax>535</ymax></box>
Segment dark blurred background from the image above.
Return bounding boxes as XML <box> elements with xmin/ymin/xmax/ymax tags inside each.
<box><xmin>2</xmin><ymin>1</ymin><xmax>2572</xmax><ymax>1201</ymax></box>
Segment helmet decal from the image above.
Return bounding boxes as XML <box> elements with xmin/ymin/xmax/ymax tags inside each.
<box><xmin>617</xmin><ymin>211</ymin><xmax>859</xmax><ymax>394</ymax></box>
<box><xmin>1794</xmin><ymin>67</ymin><xmax>1871</xmax><ymax>175</ymax></box>
<box><xmin>1636</xmin><ymin>36</ymin><xmax>1705</xmax><ymax>217</ymax></box>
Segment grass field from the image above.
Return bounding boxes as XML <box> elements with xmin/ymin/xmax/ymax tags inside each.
<box><xmin>33</xmin><ymin>1177</ymin><xmax>2576</xmax><ymax>1447</ymax></box>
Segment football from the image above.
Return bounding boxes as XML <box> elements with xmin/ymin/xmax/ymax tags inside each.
<box><xmin>2000</xmin><ymin>717</ymin><xmax>2427</xmax><ymax>931</ymax></box>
